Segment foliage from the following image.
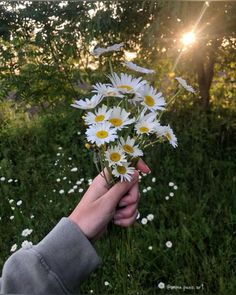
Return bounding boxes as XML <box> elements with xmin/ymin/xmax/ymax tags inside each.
<box><xmin>0</xmin><ymin>101</ymin><xmax>235</xmax><ymax>293</ymax></box>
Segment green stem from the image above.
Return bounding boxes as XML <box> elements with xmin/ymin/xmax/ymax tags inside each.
<box><xmin>158</xmin><ymin>88</ymin><xmax>182</xmax><ymax>120</ymax></box>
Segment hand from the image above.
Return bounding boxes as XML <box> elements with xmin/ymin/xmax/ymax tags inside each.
<box><xmin>69</xmin><ymin>159</ymin><xmax>150</xmax><ymax>241</ymax></box>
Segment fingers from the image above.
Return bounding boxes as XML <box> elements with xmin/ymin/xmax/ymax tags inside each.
<box><xmin>113</xmin><ymin>202</ymin><xmax>137</xmax><ymax>220</ymax></box>
<box><xmin>136</xmin><ymin>158</ymin><xmax>151</xmax><ymax>174</ymax></box>
<box><xmin>118</xmin><ymin>181</ymin><xmax>139</xmax><ymax>207</ymax></box>
<box><xmin>100</xmin><ymin>170</ymin><xmax>139</xmax><ymax>209</ymax></box>
<box><xmin>113</xmin><ymin>210</ymin><xmax>138</xmax><ymax>227</ymax></box>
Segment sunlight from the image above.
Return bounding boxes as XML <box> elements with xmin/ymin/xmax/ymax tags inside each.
<box><xmin>181</xmin><ymin>32</ymin><xmax>196</xmax><ymax>46</ymax></box>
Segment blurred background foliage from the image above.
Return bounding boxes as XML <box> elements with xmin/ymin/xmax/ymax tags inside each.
<box><xmin>0</xmin><ymin>1</ymin><xmax>236</xmax><ymax>294</ymax></box>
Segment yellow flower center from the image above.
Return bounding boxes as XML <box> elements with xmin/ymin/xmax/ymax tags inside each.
<box><xmin>109</xmin><ymin>118</ymin><xmax>123</xmax><ymax>127</ymax></box>
<box><xmin>165</xmin><ymin>132</ymin><xmax>172</xmax><ymax>141</ymax></box>
<box><xmin>144</xmin><ymin>95</ymin><xmax>155</xmax><ymax>107</ymax></box>
<box><xmin>139</xmin><ymin>126</ymin><xmax>149</xmax><ymax>133</ymax></box>
<box><xmin>110</xmin><ymin>152</ymin><xmax>121</xmax><ymax>162</ymax></box>
<box><xmin>123</xmin><ymin>144</ymin><xmax>134</xmax><ymax>154</ymax></box>
<box><xmin>118</xmin><ymin>85</ymin><xmax>133</xmax><ymax>91</ymax></box>
<box><xmin>95</xmin><ymin>114</ymin><xmax>105</xmax><ymax>122</ymax></box>
<box><xmin>117</xmin><ymin>166</ymin><xmax>127</xmax><ymax>175</ymax></box>
<box><xmin>96</xmin><ymin>130</ymin><xmax>108</xmax><ymax>139</ymax></box>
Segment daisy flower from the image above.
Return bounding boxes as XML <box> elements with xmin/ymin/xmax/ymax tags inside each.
<box><xmin>108</xmin><ymin>72</ymin><xmax>146</xmax><ymax>95</ymax></box>
<box><xmin>122</xmin><ymin>61</ymin><xmax>155</xmax><ymax>74</ymax></box>
<box><xmin>155</xmin><ymin>125</ymin><xmax>178</xmax><ymax>148</ymax></box>
<box><xmin>120</xmin><ymin>136</ymin><xmax>143</xmax><ymax>157</ymax></box>
<box><xmin>71</xmin><ymin>94</ymin><xmax>103</xmax><ymax>110</ymax></box>
<box><xmin>86</xmin><ymin>122</ymin><xmax>118</xmax><ymax>147</ymax></box>
<box><xmin>112</xmin><ymin>162</ymin><xmax>135</xmax><ymax>182</ymax></box>
<box><xmin>135</xmin><ymin>112</ymin><xmax>158</xmax><ymax>135</ymax></box>
<box><xmin>91</xmin><ymin>42</ymin><xmax>124</xmax><ymax>56</ymax></box>
<box><xmin>175</xmin><ymin>77</ymin><xmax>195</xmax><ymax>93</ymax></box>
<box><xmin>92</xmin><ymin>83</ymin><xmax>123</xmax><ymax>98</ymax></box>
<box><xmin>84</xmin><ymin>105</ymin><xmax>112</xmax><ymax>125</ymax></box>
<box><xmin>138</xmin><ymin>85</ymin><xmax>166</xmax><ymax>112</ymax></box>
<box><xmin>108</xmin><ymin>106</ymin><xmax>135</xmax><ymax>130</ymax></box>
<box><xmin>105</xmin><ymin>146</ymin><xmax>127</xmax><ymax>167</ymax></box>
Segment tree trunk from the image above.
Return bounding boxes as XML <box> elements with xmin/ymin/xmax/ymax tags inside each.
<box><xmin>195</xmin><ymin>40</ymin><xmax>220</xmax><ymax>111</ymax></box>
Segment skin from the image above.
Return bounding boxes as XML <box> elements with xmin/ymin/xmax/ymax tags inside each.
<box><xmin>69</xmin><ymin>159</ymin><xmax>151</xmax><ymax>241</ymax></box>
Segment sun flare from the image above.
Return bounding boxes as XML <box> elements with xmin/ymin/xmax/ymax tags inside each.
<box><xmin>181</xmin><ymin>31</ymin><xmax>196</xmax><ymax>46</ymax></box>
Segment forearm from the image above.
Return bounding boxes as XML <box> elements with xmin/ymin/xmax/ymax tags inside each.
<box><xmin>0</xmin><ymin>218</ymin><xmax>101</xmax><ymax>294</ymax></box>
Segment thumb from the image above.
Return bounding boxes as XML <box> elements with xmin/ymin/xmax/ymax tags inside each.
<box><xmin>100</xmin><ymin>170</ymin><xmax>139</xmax><ymax>209</ymax></box>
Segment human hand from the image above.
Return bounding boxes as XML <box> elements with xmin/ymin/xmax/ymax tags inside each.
<box><xmin>68</xmin><ymin>159</ymin><xmax>150</xmax><ymax>241</ymax></box>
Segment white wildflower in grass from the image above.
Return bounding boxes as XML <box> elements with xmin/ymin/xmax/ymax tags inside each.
<box><xmin>11</xmin><ymin>207</ymin><xmax>15</xmax><ymax>211</ymax></box>
<box><xmin>79</xmin><ymin>188</ymin><xmax>84</xmax><ymax>193</ymax></box>
<box><xmin>122</xmin><ymin>61</ymin><xmax>155</xmax><ymax>74</ymax></box>
<box><xmin>147</xmin><ymin>186</ymin><xmax>151</xmax><ymax>191</ymax></box>
<box><xmin>73</xmin><ymin>185</ymin><xmax>78</xmax><ymax>190</ymax></box>
<box><xmin>56</xmin><ymin>153</ymin><xmax>61</xmax><ymax>156</ymax></box>
<box><xmin>158</xmin><ymin>282</ymin><xmax>165</xmax><ymax>289</ymax></box>
<box><xmin>91</xmin><ymin>42</ymin><xmax>124</xmax><ymax>56</ymax></box>
<box><xmin>105</xmin><ymin>146</ymin><xmax>127</xmax><ymax>167</ymax></box>
<box><xmin>21</xmin><ymin>229</ymin><xmax>33</xmax><ymax>237</ymax></box>
<box><xmin>10</xmin><ymin>215</ymin><xmax>14</xmax><ymax>220</ymax></box>
<box><xmin>30</xmin><ymin>214</ymin><xmax>35</xmax><ymax>219</ymax></box>
<box><xmin>155</xmin><ymin>125</ymin><xmax>178</xmax><ymax>148</ymax></box>
<box><xmin>21</xmin><ymin>240</ymin><xmax>33</xmax><ymax>248</ymax></box>
<box><xmin>9</xmin><ymin>199</ymin><xmax>14</xmax><ymax>204</ymax></box>
<box><xmin>108</xmin><ymin>106</ymin><xmax>134</xmax><ymax>130</ymax></box>
<box><xmin>0</xmin><ymin>177</ymin><xmax>5</xmax><ymax>181</ymax></box>
<box><xmin>104</xmin><ymin>281</ymin><xmax>110</xmax><ymax>286</ymax></box>
<box><xmin>175</xmin><ymin>77</ymin><xmax>195</xmax><ymax>93</ymax></box>
<box><xmin>56</xmin><ymin>178</ymin><xmax>61</xmax><ymax>182</ymax></box>
<box><xmin>152</xmin><ymin>177</ymin><xmax>156</xmax><ymax>182</ymax></box>
<box><xmin>8</xmin><ymin>179</ymin><xmax>13</xmax><ymax>183</ymax></box>
<box><xmin>86</xmin><ymin>122</ymin><xmax>118</xmax><ymax>147</ymax></box>
<box><xmin>138</xmin><ymin>85</ymin><xmax>166</xmax><ymax>112</ymax></box>
<box><xmin>141</xmin><ymin>217</ymin><xmax>148</xmax><ymax>225</ymax></box>
<box><xmin>71</xmin><ymin>94</ymin><xmax>103</xmax><ymax>110</ymax></box>
<box><xmin>92</xmin><ymin>83</ymin><xmax>123</xmax><ymax>98</ymax></box>
<box><xmin>70</xmin><ymin>167</ymin><xmax>78</xmax><ymax>172</ymax></box>
<box><xmin>84</xmin><ymin>105</ymin><xmax>112</xmax><ymax>125</ymax></box>
<box><xmin>16</xmin><ymin>200</ymin><xmax>22</xmax><ymax>206</ymax></box>
<box><xmin>112</xmin><ymin>163</ymin><xmax>135</xmax><ymax>182</ymax></box>
<box><xmin>58</xmin><ymin>147</ymin><xmax>62</xmax><ymax>150</ymax></box>
<box><xmin>169</xmin><ymin>181</ymin><xmax>174</xmax><ymax>186</ymax></box>
<box><xmin>14</xmin><ymin>179</ymin><xmax>18</xmax><ymax>182</ymax></box>
<box><xmin>142</xmin><ymin>188</ymin><xmax>147</xmax><ymax>193</ymax></box>
<box><xmin>169</xmin><ymin>192</ymin><xmax>174</xmax><ymax>197</ymax></box>
<box><xmin>108</xmin><ymin>72</ymin><xmax>146</xmax><ymax>95</ymax></box>
<box><xmin>166</xmin><ymin>241</ymin><xmax>173</xmax><ymax>248</ymax></box>
<box><xmin>174</xmin><ymin>185</ymin><xmax>178</xmax><ymax>190</ymax></box>
<box><xmin>68</xmin><ymin>157</ymin><xmax>72</xmax><ymax>160</ymax></box>
<box><xmin>63</xmin><ymin>177</ymin><xmax>67</xmax><ymax>180</ymax></box>
<box><xmin>68</xmin><ymin>189</ymin><xmax>74</xmax><ymax>194</ymax></box>
<box><xmin>147</xmin><ymin>214</ymin><xmax>154</xmax><ymax>221</ymax></box>
<box><xmin>10</xmin><ymin>244</ymin><xmax>17</xmax><ymax>252</ymax></box>
<box><xmin>59</xmin><ymin>189</ymin><xmax>64</xmax><ymax>194</ymax></box>
<box><xmin>148</xmin><ymin>246</ymin><xmax>153</xmax><ymax>250</ymax></box>
<box><xmin>120</xmin><ymin>136</ymin><xmax>143</xmax><ymax>157</ymax></box>
<box><xmin>165</xmin><ymin>196</ymin><xmax>169</xmax><ymax>200</ymax></box>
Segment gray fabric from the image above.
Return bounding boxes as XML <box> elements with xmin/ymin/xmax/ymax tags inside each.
<box><xmin>0</xmin><ymin>218</ymin><xmax>101</xmax><ymax>294</ymax></box>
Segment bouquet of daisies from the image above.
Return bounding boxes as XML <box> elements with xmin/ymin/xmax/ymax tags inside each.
<box><xmin>72</xmin><ymin>43</ymin><xmax>195</xmax><ymax>184</ymax></box>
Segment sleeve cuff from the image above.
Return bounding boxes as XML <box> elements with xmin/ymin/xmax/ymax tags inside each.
<box><xmin>34</xmin><ymin>217</ymin><xmax>101</xmax><ymax>291</ymax></box>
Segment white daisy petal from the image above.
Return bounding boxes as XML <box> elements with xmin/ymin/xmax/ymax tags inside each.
<box><xmin>92</xmin><ymin>83</ymin><xmax>123</xmax><ymax>98</ymax></box>
<box><xmin>155</xmin><ymin>125</ymin><xmax>178</xmax><ymax>148</ymax></box>
<box><xmin>107</xmin><ymin>72</ymin><xmax>147</xmax><ymax>95</ymax></box>
<box><xmin>71</xmin><ymin>94</ymin><xmax>103</xmax><ymax>110</ymax></box>
<box><xmin>120</xmin><ymin>136</ymin><xmax>143</xmax><ymax>157</ymax></box>
<box><xmin>138</xmin><ymin>85</ymin><xmax>166</xmax><ymax>112</ymax></box>
<box><xmin>108</xmin><ymin>106</ymin><xmax>135</xmax><ymax>130</ymax></box>
<box><xmin>91</xmin><ymin>42</ymin><xmax>124</xmax><ymax>56</ymax></box>
<box><xmin>84</xmin><ymin>105</ymin><xmax>112</xmax><ymax>125</ymax></box>
<box><xmin>175</xmin><ymin>77</ymin><xmax>195</xmax><ymax>93</ymax></box>
<box><xmin>86</xmin><ymin>122</ymin><xmax>118</xmax><ymax>147</ymax></box>
<box><xmin>122</xmin><ymin>61</ymin><xmax>155</xmax><ymax>74</ymax></box>
<box><xmin>135</xmin><ymin>112</ymin><xmax>159</xmax><ymax>135</ymax></box>
<box><xmin>105</xmin><ymin>146</ymin><xmax>127</xmax><ymax>167</ymax></box>
<box><xmin>112</xmin><ymin>162</ymin><xmax>135</xmax><ymax>182</ymax></box>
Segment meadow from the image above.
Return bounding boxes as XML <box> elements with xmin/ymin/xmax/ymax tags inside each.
<box><xmin>0</xmin><ymin>97</ymin><xmax>235</xmax><ymax>294</ymax></box>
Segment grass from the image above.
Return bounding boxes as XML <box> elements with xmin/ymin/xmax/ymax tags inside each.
<box><xmin>0</xmin><ymin>100</ymin><xmax>235</xmax><ymax>294</ymax></box>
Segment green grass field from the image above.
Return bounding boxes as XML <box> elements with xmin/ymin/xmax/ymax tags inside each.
<box><xmin>0</xmin><ymin>101</ymin><xmax>235</xmax><ymax>294</ymax></box>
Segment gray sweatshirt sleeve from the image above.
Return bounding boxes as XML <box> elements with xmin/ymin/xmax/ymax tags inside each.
<box><xmin>0</xmin><ymin>217</ymin><xmax>101</xmax><ymax>294</ymax></box>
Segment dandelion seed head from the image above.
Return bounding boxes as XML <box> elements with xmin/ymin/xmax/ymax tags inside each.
<box><xmin>10</xmin><ymin>215</ymin><xmax>14</xmax><ymax>220</ymax></box>
<box><xmin>79</xmin><ymin>188</ymin><xmax>84</xmax><ymax>193</ymax></box>
<box><xmin>59</xmin><ymin>189</ymin><xmax>65</xmax><ymax>194</ymax></box>
<box><xmin>169</xmin><ymin>192</ymin><xmax>174</xmax><ymax>197</ymax></box>
<box><xmin>141</xmin><ymin>218</ymin><xmax>148</xmax><ymax>225</ymax></box>
<box><xmin>169</xmin><ymin>182</ymin><xmax>174</xmax><ymax>186</ymax></box>
<box><xmin>165</xmin><ymin>196</ymin><xmax>169</xmax><ymax>200</ymax></box>
<box><xmin>16</xmin><ymin>200</ymin><xmax>22</xmax><ymax>206</ymax></box>
<box><xmin>158</xmin><ymin>282</ymin><xmax>165</xmax><ymax>289</ymax></box>
<box><xmin>147</xmin><ymin>214</ymin><xmax>154</xmax><ymax>221</ymax></box>
<box><xmin>148</xmin><ymin>246</ymin><xmax>153</xmax><ymax>250</ymax></box>
<box><xmin>152</xmin><ymin>177</ymin><xmax>156</xmax><ymax>183</ymax></box>
<box><xmin>174</xmin><ymin>185</ymin><xmax>178</xmax><ymax>190</ymax></box>
<box><xmin>1</xmin><ymin>177</ymin><xmax>6</xmax><ymax>181</ymax></box>
<box><xmin>71</xmin><ymin>167</ymin><xmax>78</xmax><ymax>172</ymax></box>
<box><xmin>166</xmin><ymin>241</ymin><xmax>173</xmax><ymax>248</ymax></box>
